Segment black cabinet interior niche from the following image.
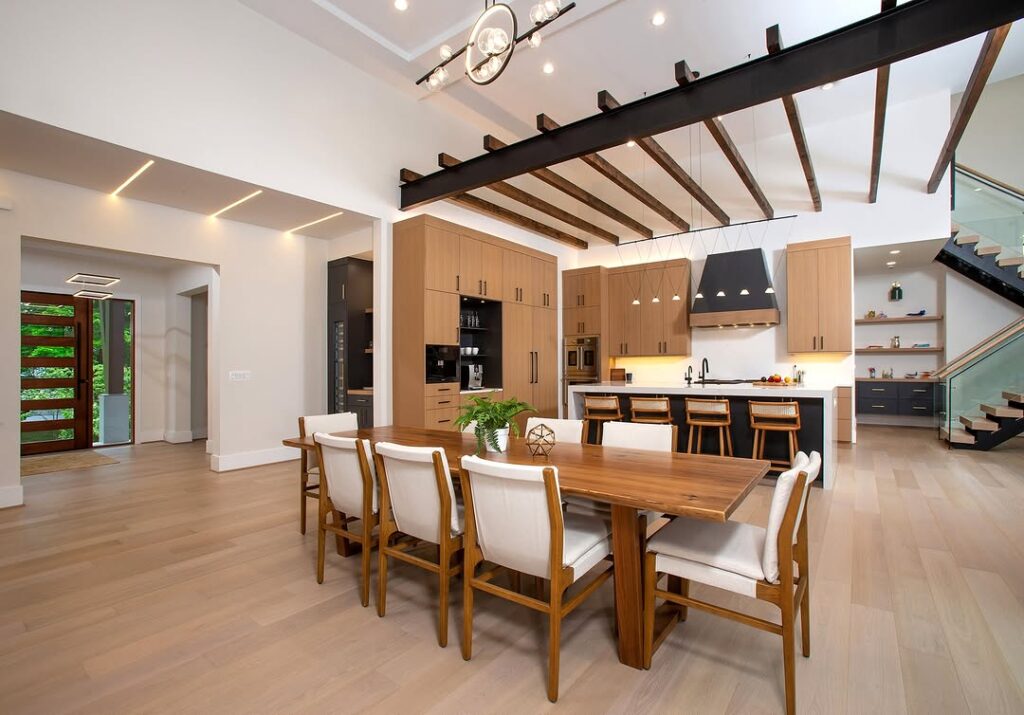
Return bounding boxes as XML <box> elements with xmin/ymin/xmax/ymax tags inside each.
<box><xmin>328</xmin><ymin>257</ymin><xmax>373</xmax><ymax>426</ymax></box>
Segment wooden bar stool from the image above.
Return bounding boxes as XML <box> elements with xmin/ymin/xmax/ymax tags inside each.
<box><xmin>684</xmin><ymin>398</ymin><xmax>732</xmax><ymax>456</ymax></box>
<box><xmin>582</xmin><ymin>394</ymin><xmax>623</xmax><ymax>445</ymax></box>
<box><xmin>630</xmin><ymin>396</ymin><xmax>673</xmax><ymax>425</ymax></box>
<box><xmin>748</xmin><ymin>401</ymin><xmax>801</xmax><ymax>473</ymax></box>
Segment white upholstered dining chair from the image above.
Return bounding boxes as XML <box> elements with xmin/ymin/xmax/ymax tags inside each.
<box><xmin>524</xmin><ymin>416</ymin><xmax>585</xmax><ymax>444</ymax></box>
<box><xmin>373</xmin><ymin>442</ymin><xmax>464</xmax><ymax>647</ymax></box>
<box><xmin>298</xmin><ymin>412</ymin><xmax>359</xmax><ymax>535</ymax></box>
<box><xmin>311</xmin><ymin>433</ymin><xmax>379</xmax><ymax>607</ymax></box>
<box><xmin>459</xmin><ymin>455</ymin><xmax>614</xmax><ymax>703</ymax></box>
<box><xmin>642</xmin><ymin>451</ymin><xmax>822</xmax><ymax>715</ymax></box>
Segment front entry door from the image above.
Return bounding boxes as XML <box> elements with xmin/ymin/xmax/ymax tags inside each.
<box><xmin>20</xmin><ymin>291</ymin><xmax>93</xmax><ymax>455</ymax></box>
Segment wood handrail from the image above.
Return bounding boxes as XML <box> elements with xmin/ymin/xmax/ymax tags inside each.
<box><xmin>955</xmin><ymin>162</ymin><xmax>1024</xmax><ymax>200</ymax></box>
<box><xmin>933</xmin><ymin>317</ymin><xmax>1024</xmax><ymax>379</ymax></box>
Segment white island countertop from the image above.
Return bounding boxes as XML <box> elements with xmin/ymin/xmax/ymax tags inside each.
<box><xmin>568</xmin><ymin>381</ymin><xmax>838</xmax><ymax>399</ymax></box>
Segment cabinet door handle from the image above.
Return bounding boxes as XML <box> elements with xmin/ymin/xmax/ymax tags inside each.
<box><xmin>478</xmin><ymin>279</ymin><xmax>483</xmax><ymax>294</ymax></box>
<box><xmin>872</xmin><ymin>404</ymin><xmax>886</xmax><ymax>409</ymax></box>
<box><xmin>912</xmin><ymin>406</ymin><xmax>927</xmax><ymax>411</ymax></box>
<box><xmin>813</xmin><ymin>336</ymin><xmax>817</xmax><ymax>350</ymax></box>
<box><xmin>438</xmin><ymin>387</ymin><xmax>452</xmax><ymax>393</ymax></box>
<box><xmin>437</xmin><ymin>419</ymin><xmax>451</xmax><ymax>424</ymax></box>
<box><xmin>820</xmin><ymin>335</ymin><xmax>824</xmax><ymax>351</ymax></box>
<box><xmin>457</xmin><ymin>275</ymin><xmax>460</xmax><ymax>291</ymax></box>
<box><xmin>912</xmin><ymin>389</ymin><xmax>927</xmax><ymax>394</ymax></box>
<box><xmin>581</xmin><ymin>294</ymin><xmax>585</xmax><ymax>306</ymax></box>
<box><xmin>871</xmin><ymin>388</ymin><xmax>885</xmax><ymax>392</ymax></box>
<box><xmin>437</xmin><ymin>400</ymin><xmax>451</xmax><ymax>405</ymax></box>
<box><xmin>483</xmin><ymin>280</ymin><xmax>487</xmax><ymax>295</ymax></box>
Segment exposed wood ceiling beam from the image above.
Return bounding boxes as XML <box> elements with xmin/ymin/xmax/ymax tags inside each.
<box><xmin>869</xmin><ymin>0</ymin><xmax>898</xmax><ymax>203</ymax></box>
<box><xmin>675</xmin><ymin>60</ymin><xmax>774</xmax><ymax>219</ymax></box>
<box><xmin>400</xmin><ymin>168</ymin><xmax>588</xmax><ymax>249</ymax></box>
<box><xmin>483</xmin><ymin>135</ymin><xmax>653</xmax><ymax>238</ymax></box>
<box><xmin>437</xmin><ymin>152</ymin><xmax>617</xmax><ymax>244</ymax></box>
<box><xmin>400</xmin><ymin>0</ymin><xmax>1024</xmax><ymax>209</ymax></box>
<box><xmin>766</xmin><ymin>25</ymin><xmax>822</xmax><ymax>212</ymax></box>
<box><xmin>926</xmin><ymin>24</ymin><xmax>1012</xmax><ymax>194</ymax></box>
<box><xmin>537</xmin><ymin>113</ymin><xmax>690</xmax><ymax>232</ymax></box>
<box><xmin>597</xmin><ymin>90</ymin><xmax>730</xmax><ymax>226</ymax></box>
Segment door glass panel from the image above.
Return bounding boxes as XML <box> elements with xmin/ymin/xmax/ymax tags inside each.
<box><xmin>21</xmin><ymin>387</ymin><xmax>75</xmax><ymax>400</ymax></box>
<box><xmin>20</xmin><ymin>324</ymin><xmax>74</xmax><ymax>337</ymax></box>
<box><xmin>21</xmin><ymin>367</ymin><xmax>75</xmax><ymax>379</ymax></box>
<box><xmin>21</xmin><ymin>429</ymin><xmax>75</xmax><ymax>444</ymax></box>
<box><xmin>20</xmin><ymin>302</ymin><xmax>74</xmax><ymax>316</ymax></box>
<box><xmin>21</xmin><ymin>345</ymin><xmax>74</xmax><ymax>358</ymax></box>
<box><xmin>22</xmin><ymin>408</ymin><xmax>74</xmax><ymax>421</ymax></box>
<box><xmin>92</xmin><ymin>299</ymin><xmax>134</xmax><ymax>445</ymax></box>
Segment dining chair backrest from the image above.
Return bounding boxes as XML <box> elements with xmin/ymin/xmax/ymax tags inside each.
<box><xmin>313</xmin><ymin>433</ymin><xmax>377</xmax><ymax>515</ymax></box>
<box><xmin>301</xmin><ymin>412</ymin><xmax>359</xmax><ymax>436</ymax></box>
<box><xmin>525</xmin><ymin>417</ymin><xmax>584</xmax><ymax>444</ymax></box>
<box><xmin>460</xmin><ymin>455</ymin><xmax>561</xmax><ymax>579</ymax></box>
<box><xmin>375</xmin><ymin>442</ymin><xmax>458</xmax><ymax>543</ymax></box>
<box><xmin>792</xmin><ymin>451</ymin><xmax>822</xmax><ymax>539</ymax></box>
<box><xmin>601</xmin><ymin>421</ymin><xmax>675</xmax><ymax>452</ymax></box>
<box><xmin>761</xmin><ymin>451</ymin><xmax>819</xmax><ymax>583</ymax></box>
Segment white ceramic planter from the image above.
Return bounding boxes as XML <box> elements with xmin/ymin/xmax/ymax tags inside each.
<box><xmin>484</xmin><ymin>427</ymin><xmax>510</xmax><ymax>453</ymax></box>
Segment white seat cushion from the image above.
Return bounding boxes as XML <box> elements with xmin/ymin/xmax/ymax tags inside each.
<box><xmin>648</xmin><ymin>517</ymin><xmax>767</xmax><ymax>589</ymax></box>
<box><xmin>563</xmin><ymin>496</ymin><xmax>661</xmax><ymax>525</ymax></box>
<box><xmin>562</xmin><ymin>512</ymin><xmax>612</xmax><ymax>582</ymax></box>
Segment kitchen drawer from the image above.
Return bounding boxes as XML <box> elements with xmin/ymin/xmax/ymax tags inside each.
<box><xmin>424</xmin><ymin>381</ymin><xmax>460</xmax><ymax>397</ymax></box>
<box><xmin>898</xmin><ymin>382</ymin><xmax>935</xmax><ymax>400</ymax></box>
<box><xmin>856</xmin><ymin>381</ymin><xmax>898</xmax><ymax>399</ymax></box>
<box><xmin>425</xmin><ymin>395</ymin><xmax>459</xmax><ymax>411</ymax></box>
<box><xmin>899</xmin><ymin>398</ymin><xmax>935</xmax><ymax>416</ymax></box>
<box><xmin>424</xmin><ymin>406</ymin><xmax>460</xmax><ymax>428</ymax></box>
<box><xmin>347</xmin><ymin>394</ymin><xmax>373</xmax><ymax>406</ymax></box>
<box><xmin>856</xmin><ymin>396</ymin><xmax>898</xmax><ymax>415</ymax></box>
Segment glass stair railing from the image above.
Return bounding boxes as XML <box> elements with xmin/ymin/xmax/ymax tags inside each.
<box><xmin>952</xmin><ymin>163</ymin><xmax>1024</xmax><ymax>263</ymax></box>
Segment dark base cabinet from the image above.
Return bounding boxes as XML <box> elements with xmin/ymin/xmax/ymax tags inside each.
<box><xmin>855</xmin><ymin>380</ymin><xmax>935</xmax><ymax>418</ymax></box>
<box><xmin>328</xmin><ymin>257</ymin><xmax>373</xmax><ymax>425</ymax></box>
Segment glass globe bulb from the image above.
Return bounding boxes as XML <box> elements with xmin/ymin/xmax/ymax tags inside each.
<box><xmin>543</xmin><ymin>0</ymin><xmax>560</xmax><ymax>17</ymax></box>
<box><xmin>490</xmin><ymin>28</ymin><xmax>509</xmax><ymax>54</ymax></box>
<box><xmin>530</xmin><ymin>4</ymin><xmax>545</xmax><ymax>23</ymax></box>
<box><xmin>440</xmin><ymin>44</ymin><xmax>453</xmax><ymax>60</ymax></box>
<box><xmin>527</xmin><ymin>32</ymin><xmax>542</xmax><ymax>49</ymax></box>
<box><xmin>487</xmin><ymin>56</ymin><xmax>501</xmax><ymax>73</ymax></box>
<box><xmin>436</xmin><ymin>67</ymin><xmax>448</xmax><ymax>83</ymax></box>
<box><xmin>427</xmin><ymin>75</ymin><xmax>440</xmax><ymax>90</ymax></box>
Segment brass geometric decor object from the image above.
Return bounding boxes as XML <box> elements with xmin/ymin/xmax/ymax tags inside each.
<box><xmin>526</xmin><ymin>423</ymin><xmax>556</xmax><ymax>458</ymax></box>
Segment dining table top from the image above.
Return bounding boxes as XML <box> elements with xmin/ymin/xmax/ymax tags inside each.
<box><xmin>282</xmin><ymin>425</ymin><xmax>770</xmax><ymax>522</ymax></box>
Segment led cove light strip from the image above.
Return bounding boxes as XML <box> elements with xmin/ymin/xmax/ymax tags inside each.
<box><xmin>287</xmin><ymin>211</ymin><xmax>344</xmax><ymax>234</ymax></box>
<box><xmin>211</xmin><ymin>189</ymin><xmax>262</xmax><ymax>218</ymax></box>
<box><xmin>111</xmin><ymin>159</ymin><xmax>155</xmax><ymax>196</ymax></box>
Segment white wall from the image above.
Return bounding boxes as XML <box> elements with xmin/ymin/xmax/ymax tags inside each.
<box><xmin>0</xmin><ymin>204</ymin><xmax>22</xmax><ymax>507</ymax></box>
<box><xmin>945</xmin><ymin>271</ymin><xmax>1023</xmax><ymax>358</ymax></box>
<box><xmin>956</xmin><ymin>74</ymin><xmax>1024</xmax><ymax>189</ymax></box>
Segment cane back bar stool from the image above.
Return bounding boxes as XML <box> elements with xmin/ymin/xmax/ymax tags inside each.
<box><xmin>748</xmin><ymin>401</ymin><xmax>802</xmax><ymax>473</ymax></box>
<box><xmin>684</xmin><ymin>398</ymin><xmax>733</xmax><ymax>456</ymax></box>
<box><xmin>629</xmin><ymin>396</ymin><xmax>674</xmax><ymax>425</ymax></box>
<box><xmin>581</xmin><ymin>394</ymin><xmax>623</xmax><ymax>444</ymax></box>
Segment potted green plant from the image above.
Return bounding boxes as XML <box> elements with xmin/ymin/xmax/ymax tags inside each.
<box><xmin>453</xmin><ymin>395</ymin><xmax>534</xmax><ymax>454</ymax></box>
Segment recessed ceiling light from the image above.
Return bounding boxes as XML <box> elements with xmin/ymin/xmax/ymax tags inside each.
<box><xmin>211</xmin><ymin>189</ymin><xmax>262</xmax><ymax>218</ymax></box>
<box><xmin>886</xmin><ymin>260</ymin><xmax>896</xmax><ymax>266</ymax></box>
<box><xmin>651</xmin><ymin>11</ymin><xmax>666</xmax><ymax>26</ymax></box>
<box><xmin>626</xmin><ymin>140</ymin><xmax>636</xmax><ymax>148</ymax></box>
<box><xmin>542</xmin><ymin>61</ymin><xmax>554</xmax><ymax>74</ymax></box>
<box><xmin>973</xmin><ymin>187</ymin><xmax>982</xmax><ymax>192</ymax></box>
<box><xmin>394</xmin><ymin>0</ymin><xmax>408</xmax><ymax>11</ymax></box>
<box><xmin>73</xmin><ymin>289</ymin><xmax>113</xmax><ymax>300</ymax></box>
<box><xmin>111</xmin><ymin>159</ymin><xmax>154</xmax><ymax>196</ymax></box>
<box><xmin>889</xmin><ymin>249</ymin><xmax>901</xmax><ymax>255</ymax></box>
<box><xmin>287</xmin><ymin>211</ymin><xmax>345</xmax><ymax>234</ymax></box>
<box><xmin>821</xmin><ymin>81</ymin><xmax>835</xmax><ymax>90</ymax></box>
<box><xmin>66</xmin><ymin>273</ymin><xmax>120</xmax><ymax>287</ymax></box>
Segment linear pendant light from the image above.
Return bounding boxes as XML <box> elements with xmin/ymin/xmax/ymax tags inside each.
<box><xmin>73</xmin><ymin>289</ymin><xmax>113</xmax><ymax>300</ymax></box>
<box><xmin>65</xmin><ymin>273</ymin><xmax>120</xmax><ymax>287</ymax></box>
<box><xmin>287</xmin><ymin>211</ymin><xmax>345</xmax><ymax>234</ymax></box>
<box><xmin>211</xmin><ymin>189</ymin><xmax>262</xmax><ymax>218</ymax></box>
<box><xmin>111</xmin><ymin>159</ymin><xmax>154</xmax><ymax>196</ymax></box>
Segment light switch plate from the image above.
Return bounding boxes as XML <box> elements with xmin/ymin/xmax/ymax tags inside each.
<box><xmin>229</xmin><ymin>370</ymin><xmax>252</xmax><ymax>381</ymax></box>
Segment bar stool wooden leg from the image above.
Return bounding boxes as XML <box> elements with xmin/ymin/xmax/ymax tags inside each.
<box><xmin>718</xmin><ymin>426</ymin><xmax>725</xmax><ymax>456</ymax></box>
<box><xmin>788</xmin><ymin>431</ymin><xmax>796</xmax><ymax>468</ymax></box>
<box><xmin>725</xmin><ymin>427</ymin><xmax>733</xmax><ymax>456</ymax></box>
<box><xmin>696</xmin><ymin>426</ymin><xmax>703</xmax><ymax>454</ymax></box>
<box><xmin>687</xmin><ymin>425</ymin><xmax>694</xmax><ymax>454</ymax></box>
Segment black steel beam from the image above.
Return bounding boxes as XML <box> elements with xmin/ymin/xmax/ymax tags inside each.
<box><xmin>401</xmin><ymin>0</ymin><xmax>1024</xmax><ymax>209</ymax></box>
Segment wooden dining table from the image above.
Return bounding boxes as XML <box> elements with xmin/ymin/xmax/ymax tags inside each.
<box><xmin>282</xmin><ymin>425</ymin><xmax>770</xmax><ymax>670</ymax></box>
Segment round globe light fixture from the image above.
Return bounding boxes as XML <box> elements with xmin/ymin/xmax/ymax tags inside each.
<box><xmin>466</xmin><ymin>3</ymin><xmax>517</xmax><ymax>86</ymax></box>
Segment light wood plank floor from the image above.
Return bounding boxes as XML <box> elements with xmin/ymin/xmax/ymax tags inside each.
<box><xmin>1</xmin><ymin>428</ymin><xmax>1022</xmax><ymax>713</ymax></box>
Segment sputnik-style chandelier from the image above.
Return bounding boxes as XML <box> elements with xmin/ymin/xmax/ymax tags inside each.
<box><xmin>417</xmin><ymin>1</ymin><xmax>575</xmax><ymax>90</ymax></box>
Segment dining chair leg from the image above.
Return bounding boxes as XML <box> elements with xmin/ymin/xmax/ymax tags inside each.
<box><xmin>337</xmin><ymin>512</ymin><xmax>354</xmax><ymax>557</ymax></box>
<box><xmin>316</xmin><ymin>508</ymin><xmax>327</xmax><ymax>585</ymax></box>
<box><xmin>686</xmin><ymin>425</ymin><xmax>694</xmax><ymax>454</ymax></box>
<box><xmin>547</xmin><ymin>583</ymin><xmax>564</xmax><ymax>703</ymax></box>
<box><xmin>461</xmin><ymin>568</ymin><xmax>474</xmax><ymax>661</ymax></box>
<box><xmin>377</xmin><ymin>543</ymin><xmax>389</xmax><ymax>617</ymax></box>
<box><xmin>300</xmin><ymin>475</ymin><xmax>308</xmax><ymax>535</ymax></box>
<box><xmin>800</xmin><ymin>578</ymin><xmax>811</xmax><ymax>658</ymax></box>
<box><xmin>359</xmin><ymin>523</ymin><xmax>372</xmax><ymax>608</ymax></box>
<box><xmin>781</xmin><ymin>595</ymin><xmax>797</xmax><ymax>715</ymax></box>
<box><xmin>642</xmin><ymin>553</ymin><xmax>656</xmax><ymax>670</ymax></box>
<box><xmin>438</xmin><ymin>544</ymin><xmax>450</xmax><ymax>647</ymax></box>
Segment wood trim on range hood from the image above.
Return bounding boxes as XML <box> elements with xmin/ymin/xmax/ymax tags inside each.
<box><xmin>690</xmin><ymin>308</ymin><xmax>781</xmax><ymax>328</ymax></box>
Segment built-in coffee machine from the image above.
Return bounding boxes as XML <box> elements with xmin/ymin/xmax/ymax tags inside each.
<box><xmin>462</xmin><ymin>363</ymin><xmax>484</xmax><ymax>390</ymax></box>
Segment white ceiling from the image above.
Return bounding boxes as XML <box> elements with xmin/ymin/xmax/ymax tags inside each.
<box><xmin>238</xmin><ymin>0</ymin><xmax>1024</xmax><ymax>246</ymax></box>
<box><xmin>854</xmin><ymin>236</ymin><xmax>948</xmax><ymax>274</ymax></box>
<box><xmin>0</xmin><ymin>111</ymin><xmax>375</xmax><ymax>239</ymax></box>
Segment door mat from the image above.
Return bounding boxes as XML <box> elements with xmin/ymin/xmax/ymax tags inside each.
<box><xmin>21</xmin><ymin>451</ymin><xmax>119</xmax><ymax>477</ymax></box>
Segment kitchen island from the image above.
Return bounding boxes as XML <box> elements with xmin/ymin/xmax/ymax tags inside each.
<box><xmin>567</xmin><ymin>382</ymin><xmax>839</xmax><ymax>489</ymax></box>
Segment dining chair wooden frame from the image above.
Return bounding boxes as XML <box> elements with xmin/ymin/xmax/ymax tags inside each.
<box><xmin>642</xmin><ymin>469</ymin><xmax>811</xmax><ymax>715</ymax></box>
<box><xmin>629</xmin><ymin>396</ymin><xmax>674</xmax><ymax>425</ymax></box>
<box><xmin>582</xmin><ymin>394</ymin><xmax>624</xmax><ymax>445</ymax></box>
<box><xmin>298</xmin><ymin>416</ymin><xmax>318</xmax><ymax>536</ymax></box>
<box><xmin>748</xmin><ymin>400</ymin><xmax>802</xmax><ymax>473</ymax></box>
<box><xmin>312</xmin><ymin>437</ymin><xmax>379</xmax><ymax>607</ymax></box>
<box><xmin>684</xmin><ymin>398</ymin><xmax>733</xmax><ymax>456</ymax></box>
<box><xmin>373</xmin><ymin>449</ymin><xmax>464</xmax><ymax>648</ymax></box>
<box><xmin>460</xmin><ymin>465</ymin><xmax>614</xmax><ymax>703</ymax></box>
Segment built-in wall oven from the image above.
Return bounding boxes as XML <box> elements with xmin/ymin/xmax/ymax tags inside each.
<box><xmin>563</xmin><ymin>336</ymin><xmax>599</xmax><ymax>415</ymax></box>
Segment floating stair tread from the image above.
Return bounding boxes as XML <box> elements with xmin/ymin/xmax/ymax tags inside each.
<box><xmin>942</xmin><ymin>425</ymin><xmax>976</xmax><ymax>445</ymax></box>
<box><xmin>1002</xmin><ymin>390</ymin><xmax>1024</xmax><ymax>403</ymax></box>
<box><xmin>980</xmin><ymin>403</ymin><xmax>1024</xmax><ymax>418</ymax></box>
<box><xmin>996</xmin><ymin>254</ymin><xmax>1024</xmax><ymax>267</ymax></box>
<box><xmin>951</xmin><ymin>223</ymin><xmax>961</xmax><ymax>236</ymax></box>
<box><xmin>954</xmin><ymin>234</ymin><xmax>980</xmax><ymax>245</ymax></box>
<box><xmin>959</xmin><ymin>414</ymin><xmax>999</xmax><ymax>431</ymax></box>
<box><xmin>975</xmin><ymin>243</ymin><xmax>1002</xmax><ymax>257</ymax></box>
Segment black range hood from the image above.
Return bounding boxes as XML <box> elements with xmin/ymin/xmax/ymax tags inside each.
<box><xmin>690</xmin><ymin>248</ymin><xmax>780</xmax><ymax>328</ymax></box>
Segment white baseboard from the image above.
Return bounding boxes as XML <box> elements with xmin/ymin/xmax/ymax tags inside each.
<box><xmin>137</xmin><ymin>429</ymin><xmax>165</xmax><ymax>444</ymax></box>
<box><xmin>164</xmin><ymin>430</ymin><xmax>194</xmax><ymax>444</ymax></box>
<box><xmin>0</xmin><ymin>484</ymin><xmax>25</xmax><ymax>509</ymax></box>
<box><xmin>210</xmin><ymin>446</ymin><xmax>297</xmax><ymax>472</ymax></box>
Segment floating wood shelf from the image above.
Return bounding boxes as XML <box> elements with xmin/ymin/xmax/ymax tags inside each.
<box><xmin>855</xmin><ymin>314</ymin><xmax>943</xmax><ymax>324</ymax></box>
<box><xmin>855</xmin><ymin>346</ymin><xmax>943</xmax><ymax>354</ymax></box>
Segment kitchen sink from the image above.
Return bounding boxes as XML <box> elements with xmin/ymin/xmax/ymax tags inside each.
<box><xmin>696</xmin><ymin>378</ymin><xmax>753</xmax><ymax>385</ymax></box>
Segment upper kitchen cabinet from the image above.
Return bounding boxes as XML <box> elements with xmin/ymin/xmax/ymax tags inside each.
<box><xmin>563</xmin><ymin>266</ymin><xmax>606</xmax><ymax>337</ymax></box>
<box><xmin>607</xmin><ymin>270</ymin><xmax>642</xmax><ymax>357</ymax></box>
<box><xmin>639</xmin><ymin>260</ymin><xmax>691</xmax><ymax>356</ymax></box>
<box><xmin>533</xmin><ymin>257</ymin><xmax>557</xmax><ymax>308</ymax></box>
<box><xmin>424</xmin><ymin>225</ymin><xmax>460</xmax><ymax>294</ymax></box>
<box><xmin>565</xmin><ymin>267</ymin><xmax>602</xmax><ymax>308</ymax></box>
<box><xmin>459</xmin><ymin>236</ymin><xmax>503</xmax><ymax>300</ymax></box>
<box><xmin>503</xmin><ymin>249</ymin><xmax>533</xmax><ymax>305</ymax></box>
<box><xmin>787</xmin><ymin>237</ymin><xmax>852</xmax><ymax>354</ymax></box>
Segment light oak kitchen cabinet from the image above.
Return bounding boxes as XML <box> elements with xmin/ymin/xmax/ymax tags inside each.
<box><xmin>502</xmin><ymin>303</ymin><xmax>558</xmax><ymax>429</ymax></box>
<box><xmin>533</xmin><ymin>257</ymin><xmax>557</xmax><ymax>308</ymax></box>
<box><xmin>423</xmin><ymin>290</ymin><xmax>459</xmax><ymax>345</ymax></box>
<box><xmin>607</xmin><ymin>260</ymin><xmax>690</xmax><ymax>357</ymax></box>
<box><xmin>460</xmin><ymin>236</ymin><xmax>503</xmax><ymax>299</ymax></box>
<box><xmin>564</xmin><ymin>268</ymin><xmax>602</xmax><ymax>309</ymax></box>
<box><xmin>424</xmin><ymin>225</ymin><xmax>460</xmax><ymax>294</ymax></box>
<box><xmin>607</xmin><ymin>270</ymin><xmax>642</xmax><ymax>357</ymax></box>
<box><xmin>786</xmin><ymin>237</ymin><xmax>852</xmax><ymax>353</ymax></box>
<box><xmin>562</xmin><ymin>266</ymin><xmax>606</xmax><ymax>337</ymax></box>
<box><xmin>503</xmin><ymin>249</ymin><xmax>533</xmax><ymax>305</ymax></box>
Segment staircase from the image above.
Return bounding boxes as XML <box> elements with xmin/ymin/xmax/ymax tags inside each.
<box><xmin>936</xmin><ymin>228</ymin><xmax>1024</xmax><ymax>308</ymax></box>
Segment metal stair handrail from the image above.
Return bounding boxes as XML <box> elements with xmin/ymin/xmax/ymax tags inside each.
<box><xmin>934</xmin><ymin>317</ymin><xmax>1024</xmax><ymax>380</ymax></box>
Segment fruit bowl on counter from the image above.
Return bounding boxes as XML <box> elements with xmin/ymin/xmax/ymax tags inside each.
<box><xmin>753</xmin><ymin>374</ymin><xmax>794</xmax><ymax>387</ymax></box>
